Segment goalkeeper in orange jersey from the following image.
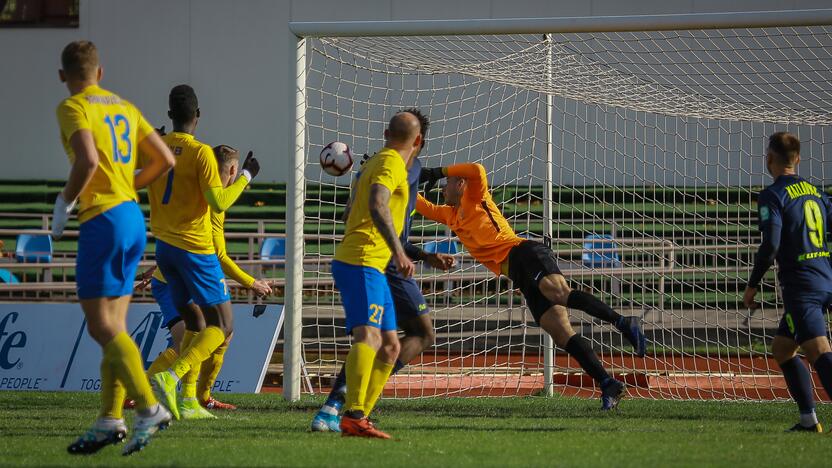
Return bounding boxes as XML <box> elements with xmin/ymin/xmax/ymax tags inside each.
<box><xmin>141</xmin><ymin>144</ymin><xmax>272</xmax><ymax>415</ymax></box>
<box><xmin>417</xmin><ymin>163</ymin><xmax>646</xmax><ymax>410</ymax></box>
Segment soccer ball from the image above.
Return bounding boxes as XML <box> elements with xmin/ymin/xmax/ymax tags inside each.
<box><xmin>319</xmin><ymin>141</ymin><xmax>354</xmax><ymax>177</ymax></box>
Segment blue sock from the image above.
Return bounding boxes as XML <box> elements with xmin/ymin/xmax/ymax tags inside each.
<box><xmin>813</xmin><ymin>352</ymin><xmax>832</xmax><ymax>402</ymax></box>
<box><xmin>780</xmin><ymin>357</ymin><xmax>816</xmax><ymax>416</ymax></box>
<box><xmin>391</xmin><ymin>359</ymin><xmax>406</xmax><ymax>376</ymax></box>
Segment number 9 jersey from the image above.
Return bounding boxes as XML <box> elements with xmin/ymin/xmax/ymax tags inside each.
<box><xmin>56</xmin><ymin>85</ymin><xmax>154</xmax><ymax>223</ymax></box>
<box><xmin>757</xmin><ymin>174</ymin><xmax>832</xmax><ymax>292</ymax></box>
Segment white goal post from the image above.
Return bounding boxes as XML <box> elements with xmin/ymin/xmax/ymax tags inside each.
<box><xmin>284</xmin><ymin>9</ymin><xmax>832</xmax><ymax>401</ymax></box>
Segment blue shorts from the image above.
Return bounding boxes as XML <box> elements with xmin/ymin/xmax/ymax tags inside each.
<box><xmin>76</xmin><ymin>201</ymin><xmax>146</xmax><ymax>299</ymax></box>
<box><xmin>332</xmin><ymin>260</ymin><xmax>396</xmax><ymax>333</ymax></box>
<box><xmin>386</xmin><ymin>272</ymin><xmax>429</xmax><ymax>321</ymax></box>
<box><xmin>155</xmin><ymin>239</ymin><xmax>230</xmax><ymax>308</ymax></box>
<box><xmin>150</xmin><ymin>277</ymin><xmax>193</xmax><ymax>329</ymax></box>
<box><xmin>777</xmin><ymin>289</ymin><xmax>832</xmax><ymax>344</ymax></box>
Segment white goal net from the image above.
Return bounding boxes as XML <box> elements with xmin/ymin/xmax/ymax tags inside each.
<box><xmin>296</xmin><ymin>25</ymin><xmax>832</xmax><ymax>400</ymax></box>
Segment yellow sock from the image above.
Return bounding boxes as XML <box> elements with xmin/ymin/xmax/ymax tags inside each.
<box><xmin>179</xmin><ymin>330</ymin><xmax>200</xmax><ymax>398</ymax></box>
<box><xmin>98</xmin><ymin>359</ymin><xmax>125</xmax><ymax>419</ymax></box>
<box><xmin>104</xmin><ymin>332</ymin><xmax>157</xmax><ymax>411</ymax></box>
<box><xmin>147</xmin><ymin>347</ymin><xmax>178</xmax><ymax>376</ymax></box>
<box><xmin>170</xmin><ymin>326</ymin><xmax>225</xmax><ymax>379</ymax></box>
<box><xmin>364</xmin><ymin>359</ymin><xmax>395</xmax><ymax>417</ymax></box>
<box><xmin>343</xmin><ymin>342</ymin><xmax>377</xmax><ymax>414</ymax></box>
<box><xmin>179</xmin><ymin>330</ymin><xmax>196</xmax><ymax>354</ymax></box>
<box><xmin>198</xmin><ymin>338</ymin><xmax>230</xmax><ymax>402</ymax></box>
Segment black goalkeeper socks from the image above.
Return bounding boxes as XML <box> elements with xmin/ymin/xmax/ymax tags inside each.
<box><xmin>779</xmin><ymin>357</ymin><xmax>816</xmax><ymax>415</ymax></box>
<box><xmin>563</xmin><ymin>335</ymin><xmax>611</xmax><ymax>384</ymax></box>
<box><xmin>566</xmin><ymin>290</ymin><xmax>622</xmax><ymax>325</ymax></box>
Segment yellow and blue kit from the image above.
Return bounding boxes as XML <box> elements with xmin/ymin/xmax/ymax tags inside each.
<box><xmin>146</xmin><ymin>132</ymin><xmax>246</xmax><ymax>308</ymax></box>
<box><xmin>749</xmin><ymin>174</ymin><xmax>832</xmax><ymax>343</ymax></box>
<box><xmin>56</xmin><ymin>85</ymin><xmax>153</xmax><ymax>299</ymax></box>
<box><xmin>151</xmin><ymin>209</ymin><xmax>256</xmax><ymax>328</ymax></box>
<box><xmin>333</xmin><ymin>148</ymin><xmax>409</xmax><ymax>333</ymax></box>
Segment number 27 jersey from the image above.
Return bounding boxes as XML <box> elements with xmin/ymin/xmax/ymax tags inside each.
<box><xmin>758</xmin><ymin>174</ymin><xmax>832</xmax><ymax>291</ymax></box>
<box><xmin>56</xmin><ymin>85</ymin><xmax>154</xmax><ymax>223</ymax></box>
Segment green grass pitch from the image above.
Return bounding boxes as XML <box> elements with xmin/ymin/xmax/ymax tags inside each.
<box><xmin>0</xmin><ymin>392</ymin><xmax>829</xmax><ymax>467</ymax></box>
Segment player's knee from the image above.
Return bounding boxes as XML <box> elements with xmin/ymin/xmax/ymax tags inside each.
<box><xmin>403</xmin><ymin>318</ymin><xmax>435</xmax><ymax>349</ymax></box>
<box><xmin>382</xmin><ymin>340</ymin><xmax>401</xmax><ymax>360</ymax></box>
<box><xmin>771</xmin><ymin>336</ymin><xmax>799</xmax><ymax>364</ymax></box>
<box><xmin>86</xmin><ymin>320</ymin><xmax>117</xmax><ymax>346</ymax></box>
<box><xmin>353</xmin><ymin>326</ymin><xmax>383</xmax><ymax>350</ymax></box>
<box><xmin>801</xmin><ymin>337</ymin><xmax>832</xmax><ymax>364</ymax></box>
<box><xmin>539</xmin><ymin>306</ymin><xmax>574</xmax><ymax>348</ymax></box>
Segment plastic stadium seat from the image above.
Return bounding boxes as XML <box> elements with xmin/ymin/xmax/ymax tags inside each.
<box><xmin>0</xmin><ymin>269</ymin><xmax>19</xmax><ymax>284</ymax></box>
<box><xmin>15</xmin><ymin>234</ymin><xmax>53</xmax><ymax>263</ymax></box>
<box><xmin>581</xmin><ymin>234</ymin><xmax>622</xmax><ymax>268</ymax></box>
<box><xmin>259</xmin><ymin>237</ymin><xmax>286</xmax><ymax>260</ymax></box>
<box><xmin>423</xmin><ymin>240</ymin><xmax>460</xmax><ymax>255</ymax></box>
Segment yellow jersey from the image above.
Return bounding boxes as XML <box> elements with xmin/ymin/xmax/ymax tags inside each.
<box><xmin>334</xmin><ymin>148</ymin><xmax>409</xmax><ymax>272</ymax></box>
<box><xmin>152</xmin><ymin>209</ymin><xmax>255</xmax><ymax>287</ymax></box>
<box><xmin>56</xmin><ymin>85</ymin><xmax>154</xmax><ymax>223</ymax></box>
<box><xmin>147</xmin><ymin>132</ymin><xmax>222</xmax><ymax>254</ymax></box>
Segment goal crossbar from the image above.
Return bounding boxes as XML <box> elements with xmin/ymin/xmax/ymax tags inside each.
<box><xmin>289</xmin><ymin>9</ymin><xmax>832</xmax><ymax>37</ymax></box>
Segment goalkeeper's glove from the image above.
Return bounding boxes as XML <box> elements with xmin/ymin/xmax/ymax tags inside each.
<box><xmin>420</xmin><ymin>167</ymin><xmax>445</xmax><ymax>194</ymax></box>
<box><xmin>242</xmin><ymin>150</ymin><xmax>260</xmax><ymax>181</ymax></box>
<box><xmin>51</xmin><ymin>193</ymin><xmax>76</xmax><ymax>240</ymax></box>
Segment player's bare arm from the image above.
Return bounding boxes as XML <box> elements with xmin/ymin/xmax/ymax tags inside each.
<box><xmin>53</xmin><ymin>130</ymin><xmax>98</xmax><ymax>238</ymax></box>
<box><xmin>369</xmin><ymin>183</ymin><xmax>414</xmax><ymax>277</ymax></box>
<box><xmin>62</xmin><ymin>130</ymin><xmax>99</xmax><ymax>202</ymax></box>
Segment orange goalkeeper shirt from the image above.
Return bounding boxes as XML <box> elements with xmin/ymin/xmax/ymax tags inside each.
<box><xmin>416</xmin><ymin>163</ymin><xmax>523</xmax><ymax>275</ymax></box>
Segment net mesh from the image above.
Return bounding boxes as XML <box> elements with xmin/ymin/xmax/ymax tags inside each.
<box><xmin>299</xmin><ymin>27</ymin><xmax>832</xmax><ymax>400</ymax></box>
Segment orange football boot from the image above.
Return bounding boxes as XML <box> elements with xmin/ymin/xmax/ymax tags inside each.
<box><xmin>340</xmin><ymin>415</ymin><xmax>391</xmax><ymax>439</ymax></box>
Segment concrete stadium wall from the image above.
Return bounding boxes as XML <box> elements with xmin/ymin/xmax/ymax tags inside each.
<box><xmin>0</xmin><ymin>0</ymin><xmax>828</xmax><ymax>182</ymax></box>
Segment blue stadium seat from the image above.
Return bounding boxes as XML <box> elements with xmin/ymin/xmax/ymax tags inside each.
<box><xmin>581</xmin><ymin>234</ymin><xmax>621</xmax><ymax>268</ymax></box>
<box><xmin>15</xmin><ymin>234</ymin><xmax>53</xmax><ymax>263</ymax></box>
<box><xmin>0</xmin><ymin>268</ymin><xmax>19</xmax><ymax>284</ymax></box>
<box><xmin>423</xmin><ymin>240</ymin><xmax>460</xmax><ymax>255</ymax></box>
<box><xmin>260</xmin><ymin>237</ymin><xmax>286</xmax><ymax>260</ymax></box>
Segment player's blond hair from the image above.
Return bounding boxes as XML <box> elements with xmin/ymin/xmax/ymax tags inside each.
<box><xmin>61</xmin><ymin>41</ymin><xmax>99</xmax><ymax>81</ymax></box>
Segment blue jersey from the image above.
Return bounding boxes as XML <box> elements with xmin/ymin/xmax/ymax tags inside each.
<box><xmin>385</xmin><ymin>157</ymin><xmax>421</xmax><ymax>277</ymax></box>
<box><xmin>752</xmin><ymin>175</ymin><xmax>832</xmax><ymax>292</ymax></box>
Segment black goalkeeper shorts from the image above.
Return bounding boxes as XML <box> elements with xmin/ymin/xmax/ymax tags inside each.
<box><xmin>507</xmin><ymin>240</ymin><xmax>562</xmax><ymax>324</ymax></box>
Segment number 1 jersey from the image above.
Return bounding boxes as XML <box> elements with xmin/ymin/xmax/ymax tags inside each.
<box><xmin>146</xmin><ymin>132</ymin><xmax>223</xmax><ymax>254</ymax></box>
<box><xmin>757</xmin><ymin>174</ymin><xmax>832</xmax><ymax>292</ymax></box>
<box><xmin>56</xmin><ymin>85</ymin><xmax>153</xmax><ymax>223</ymax></box>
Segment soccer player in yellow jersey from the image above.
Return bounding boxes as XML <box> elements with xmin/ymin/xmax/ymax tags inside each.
<box><xmin>417</xmin><ymin>163</ymin><xmax>647</xmax><ymax>410</ymax></box>
<box><xmin>55</xmin><ymin>41</ymin><xmax>176</xmax><ymax>456</ymax></box>
<box><xmin>146</xmin><ymin>85</ymin><xmax>260</xmax><ymax>420</ymax></box>
<box><xmin>333</xmin><ymin>112</ymin><xmax>423</xmax><ymax>439</ymax></box>
<box><xmin>144</xmin><ymin>144</ymin><xmax>272</xmax><ymax>414</ymax></box>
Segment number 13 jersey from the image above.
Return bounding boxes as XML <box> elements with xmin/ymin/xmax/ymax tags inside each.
<box><xmin>56</xmin><ymin>85</ymin><xmax>154</xmax><ymax>223</ymax></box>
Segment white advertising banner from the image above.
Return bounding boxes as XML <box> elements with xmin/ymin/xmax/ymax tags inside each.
<box><xmin>0</xmin><ymin>302</ymin><xmax>283</xmax><ymax>393</ymax></box>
